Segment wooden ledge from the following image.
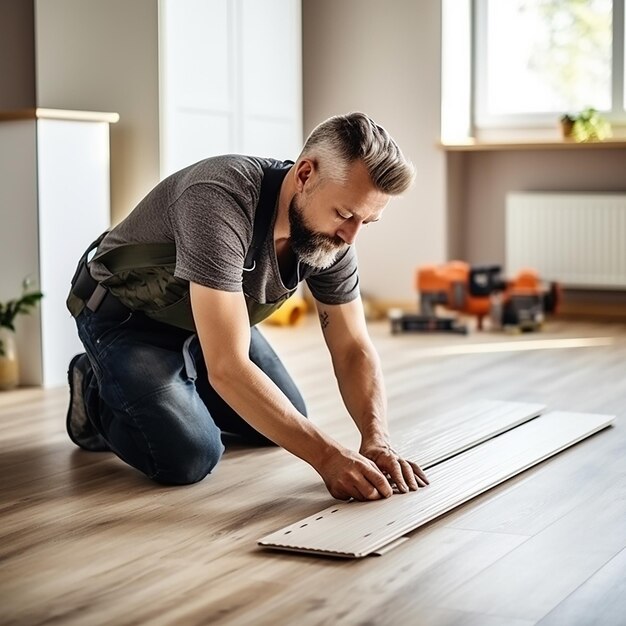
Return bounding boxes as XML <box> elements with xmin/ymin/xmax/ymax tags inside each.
<box><xmin>0</xmin><ymin>108</ymin><xmax>119</xmax><ymax>124</ymax></box>
<box><xmin>440</xmin><ymin>138</ymin><xmax>626</xmax><ymax>151</ymax></box>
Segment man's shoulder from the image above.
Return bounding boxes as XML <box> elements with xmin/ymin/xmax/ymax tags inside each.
<box><xmin>169</xmin><ymin>154</ymin><xmax>285</xmax><ymax>206</ymax></box>
<box><xmin>181</xmin><ymin>154</ymin><xmax>282</xmax><ymax>187</ymax></box>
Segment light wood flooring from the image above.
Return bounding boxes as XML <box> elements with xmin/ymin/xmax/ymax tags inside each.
<box><xmin>1</xmin><ymin>317</ymin><xmax>626</xmax><ymax>625</ymax></box>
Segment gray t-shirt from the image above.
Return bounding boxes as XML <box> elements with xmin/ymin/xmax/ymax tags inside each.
<box><xmin>90</xmin><ymin>155</ymin><xmax>359</xmax><ymax>310</ymax></box>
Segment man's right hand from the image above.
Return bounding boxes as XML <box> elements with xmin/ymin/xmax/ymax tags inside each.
<box><xmin>315</xmin><ymin>446</ymin><xmax>394</xmax><ymax>501</ymax></box>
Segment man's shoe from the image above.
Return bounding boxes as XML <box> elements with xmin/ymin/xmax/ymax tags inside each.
<box><xmin>66</xmin><ymin>353</ymin><xmax>110</xmax><ymax>452</ymax></box>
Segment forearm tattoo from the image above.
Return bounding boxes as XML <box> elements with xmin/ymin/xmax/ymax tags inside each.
<box><xmin>319</xmin><ymin>310</ymin><xmax>330</xmax><ymax>330</ymax></box>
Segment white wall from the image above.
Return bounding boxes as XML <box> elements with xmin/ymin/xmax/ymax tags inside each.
<box><xmin>0</xmin><ymin>121</ymin><xmax>41</xmax><ymax>385</ymax></box>
<box><xmin>37</xmin><ymin>119</ymin><xmax>111</xmax><ymax>386</ymax></box>
<box><xmin>0</xmin><ymin>117</ymin><xmax>114</xmax><ymax>387</ymax></box>
<box><xmin>35</xmin><ymin>0</ymin><xmax>160</xmax><ymax>225</ymax></box>
<box><xmin>302</xmin><ymin>0</ymin><xmax>446</xmax><ymax>302</ymax></box>
<box><xmin>160</xmin><ymin>0</ymin><xmax>302</xmax><ymax>176</ymax></box>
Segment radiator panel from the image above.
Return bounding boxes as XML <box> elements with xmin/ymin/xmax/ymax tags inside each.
<box><xmin>506</xmin><ymin>192</ymin><xmax>626</xmax><ymax>289</ymax></box>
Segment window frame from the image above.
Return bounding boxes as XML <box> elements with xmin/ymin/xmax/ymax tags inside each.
<box><xmin>473</xmin><ymin>0</ymin><xmax>626</xmax><ymax>129</ymax></box>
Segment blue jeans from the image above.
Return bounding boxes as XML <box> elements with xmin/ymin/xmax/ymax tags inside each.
<box><xmin>75</xmin><ymin>307</ymin><xmax>307</xmax><ymax>485</ymax></box>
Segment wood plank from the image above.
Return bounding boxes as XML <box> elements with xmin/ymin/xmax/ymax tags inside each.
<box><xmin>537</xmin><ymin>547</ymin><xmax>626</xmax><ymax>626</ymax></box>
<box><xmin>228</xmin><ymin>527</ymin><xmax>528</xmax><ymax>626</ymax></box>
<box><xmin>0</xmin><ymin>319</ymin><xmax>625</xmax><ymax>624</ymax></box>
<box><xmin>395</xmin><ymin>399</ymin><xmax>544</xmax><ymax>464</ymax></box>
<box><xmin>258</xmin><ymin>411</ymin><xmax>614</xmax><ymax>557</ymax></box>
<box><xmin>436</xmin><ymin>474</ymin><xmax>626</xmax><ymax>621</ymax></box>
<box><xmin>445</xmin><ymin>418</ymin><xmax>626</xmax><ymax>536</ymax></box>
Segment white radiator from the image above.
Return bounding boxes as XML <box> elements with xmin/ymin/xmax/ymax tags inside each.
<box><xmin>506</xmin><ymin>192</ymin><xmax>626</xmax><ymax>289</ymax></box>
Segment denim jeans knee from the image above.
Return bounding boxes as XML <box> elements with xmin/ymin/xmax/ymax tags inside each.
<box><xmin>152</xmin><ymin>431</ymin><xmax>225</xmax><ymax>486</ymax></box>
<box><xmin>75</xmin><ymin>309</ymin><xmax>226</xmax><ymax>485</ymax></box>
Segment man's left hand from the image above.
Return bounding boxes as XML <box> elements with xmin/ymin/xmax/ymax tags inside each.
<box><xmin>359</xmin><ymin>441</ymin><xmax>430</xmax><ymax>493</ymax></box>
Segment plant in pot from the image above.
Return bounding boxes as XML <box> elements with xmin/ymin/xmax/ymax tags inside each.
<box><xmin>560</xmin><ymin>107</ymin><xmax>612</xmax><ymax>142</ymax></box>
<box><xmin>0</xmin><ymin>278</ymin><xmax>44</xmax><ymax>391</ymax></box>
<box><xmin>560</xmin><ymin>113</ymin><xmax>576</xmax><ymax>138</ymax></box>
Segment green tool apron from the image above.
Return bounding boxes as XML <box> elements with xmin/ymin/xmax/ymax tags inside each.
<box><xmin>67</xmin><ymin>162</ymin><xmax>296</xmax><ymax>330</ymax></box>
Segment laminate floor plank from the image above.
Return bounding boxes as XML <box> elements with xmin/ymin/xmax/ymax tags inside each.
<box><xmin>537</xmin><ymin>547</ymin><xmax>626</xmax><ymax>626</ymax></box>
<box><xmin>434</xmin><ymin>474</ymin><xmax>626</xmax><ymax>622</ymax></box>
<box><xmin>1</xmin><ymin>318</ymin><xmax>625</xmax><ymax>625</ymax></box>
<box><xmin>235</xmin><ymin>527</ymin><xmax>527</xmax><ymax>626</ymax></box>
<box><xmin>445</xmin><ymin>422</ymin><xmax>625</xmax><ymax>536</ymax></box>
<box><xmin>258</xmin><ymin>412</ymin><xmax>612</xmax><ymax>557</ymax></box>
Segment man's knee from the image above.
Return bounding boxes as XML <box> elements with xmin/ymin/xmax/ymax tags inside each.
<box><xmin>152</xmin><ymin>434</ymin><xmax>225</xmax><ymax>486</ymax></box>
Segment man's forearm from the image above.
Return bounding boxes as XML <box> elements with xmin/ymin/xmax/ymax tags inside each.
<box><xmin>332</xmin><ymin>343</ymin><xmax>390</xmax><ymax>445</ymax></box>
<box><xmin>209</xmin><ymin>358</ymin><xmax>340</xmax><ymax>468</ymax></box>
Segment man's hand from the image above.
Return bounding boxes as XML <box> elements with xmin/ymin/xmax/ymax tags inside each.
<box><xmin>359</xmin><ymin>441</ymin><xmax>429</xmax><ymax>493</ymax></box>
<box><xmin>315</xmin><ymin>446</ymin><xmax>395</xmax><ymax>501</ymax></box>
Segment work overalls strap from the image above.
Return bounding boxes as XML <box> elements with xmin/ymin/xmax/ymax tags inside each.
<box><xmin>67</xmin><ymin>161</ymin><xmax>295</xmax><ymax>330</ymax></box>
<box><xmin>67</xmin><ymin>231</ymin><xmax>121</xmax><ymax>318</ymax></box>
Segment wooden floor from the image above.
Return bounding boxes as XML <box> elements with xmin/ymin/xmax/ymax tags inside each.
<box><xmin>1</xmin><ymin>317</ymin><xmax>625</xmax><ymax>625</ymax></box>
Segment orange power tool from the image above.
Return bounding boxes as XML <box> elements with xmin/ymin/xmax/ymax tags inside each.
<box><xmin>390</xmin><ymin>261</ymin><xmax>560</xmax><ymax>334</ymax></box>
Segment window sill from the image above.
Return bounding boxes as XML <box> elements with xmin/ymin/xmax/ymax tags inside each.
<box><xmin>440</xmin><ymin>137</ymin><xmax>626</xmax><ymax>152</ymax></box>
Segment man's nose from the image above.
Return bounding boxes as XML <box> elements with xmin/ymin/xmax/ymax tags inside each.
<box><xmin>336</xmin><ymin>221</ymin><xmax>361</xmax><ymax>245</ymax></box>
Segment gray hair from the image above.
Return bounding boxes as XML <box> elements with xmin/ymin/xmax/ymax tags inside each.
<box><xmin>298</xmin><ymin>112</ymin><xmax>415</xmax><ymax>195</ymax></box>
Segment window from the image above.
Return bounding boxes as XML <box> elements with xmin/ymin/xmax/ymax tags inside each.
<box><xmin>474</xmin><ymin>0</ymin><xmax>625</xmax><ymax>128</ymax></box>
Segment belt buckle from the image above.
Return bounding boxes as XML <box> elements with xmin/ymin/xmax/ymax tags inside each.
<box><xmin>86</xmin><ymin>284</ymin><xmax>108</xmax><ymax>312</ymax></box>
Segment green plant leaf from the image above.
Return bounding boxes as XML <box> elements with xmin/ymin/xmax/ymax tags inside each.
<box><xmin>0</xmin><ymin>283</ymin><xmax>44</xmax><ymax>328</ymax></box>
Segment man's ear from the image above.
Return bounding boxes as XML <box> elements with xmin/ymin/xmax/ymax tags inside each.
<box><xmin>294</xmin><ymin>158</ymin><xmax>317</xmax><ymax>192</ymax></box>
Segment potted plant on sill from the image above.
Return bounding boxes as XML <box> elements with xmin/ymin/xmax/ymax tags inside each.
<box><xmin>560</xmin><ymin>107</ymin><xmax>612</xmax><ymax>142</ymax></box>
<box><xmin>0</xmin><ymin>278</ymin><xmax>44</xmax><ymax>391</ymax></box>
<box><xmin>559</xmin><ymin>113</ymin><xmax>576</xmax><ymax>139</ymax></box>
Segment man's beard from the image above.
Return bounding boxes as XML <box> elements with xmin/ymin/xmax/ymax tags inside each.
<box><xmin>288</xmin><ymin>196</ymin><xmax>348</xmax><ymax>269</ymax></box>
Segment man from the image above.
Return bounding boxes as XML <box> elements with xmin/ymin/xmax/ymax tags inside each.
<box><xmin>66</xmin><ymin>112</ymin><xmax>429</xmax><ymax>501</ymax></box>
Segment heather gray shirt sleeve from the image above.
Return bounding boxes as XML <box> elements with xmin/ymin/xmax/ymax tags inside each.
<box><xmin>87</xmin><ymin>153</ymin><xmax>359</xmax><ymax>307</ymax></box>
<box><xmin>306</xmin><ymin>246</ymin><xmax>360</xmax><ymax>305</ymax></box>
<box><xmin>169</xmin><ymin>183</ymin><xmax>252</xmax><ymax>291</ymax></box>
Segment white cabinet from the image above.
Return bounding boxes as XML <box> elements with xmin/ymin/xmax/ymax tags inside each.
<box><xmin>0</xmin><ymin>110</ymin><xmax>116</xmax><ymax>387</ymax></box>
<box><xmin>159</xmin><ymin>0</ymin><xmax>302</xmax><ymax>177</ymax></box>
